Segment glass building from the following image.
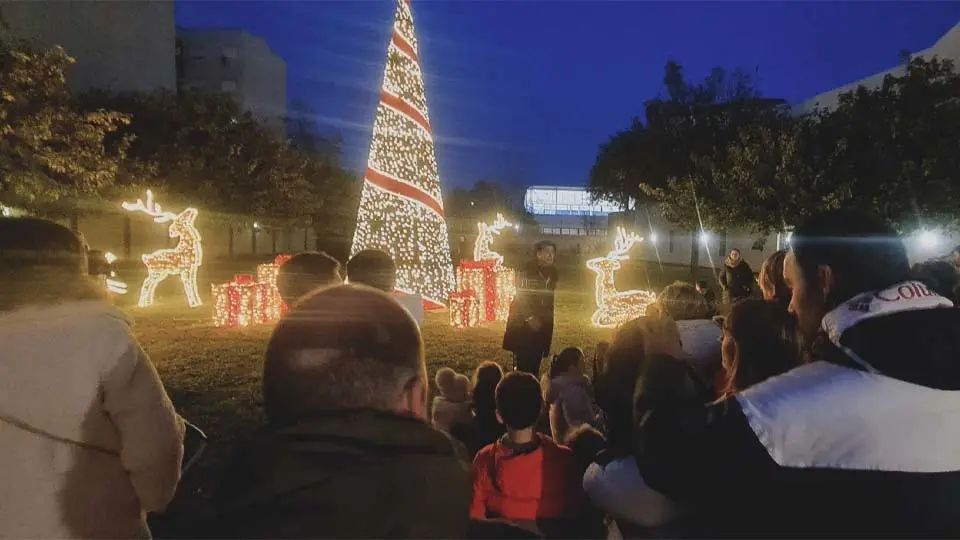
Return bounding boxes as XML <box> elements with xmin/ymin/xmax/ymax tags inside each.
<box><xmin>523</xmin><ymin>186</ymin><xmax>629</xmax><ymax>237</ymax></box>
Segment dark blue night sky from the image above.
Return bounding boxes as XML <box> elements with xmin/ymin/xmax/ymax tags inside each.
<box><xmin>176</xmin><ymin>1</ymin><xmax>960</xmax><ymax>189</ymax></box>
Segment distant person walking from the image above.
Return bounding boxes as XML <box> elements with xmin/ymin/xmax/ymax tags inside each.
<box><xmin>719</xmin><ymin>248</ymin><xmax>754</xmax><ymax>304</ymax></box>
<box><xmin>503</xmin><ymin>241</ymin><xmax>558</xmax><ymax>375</ymax></box>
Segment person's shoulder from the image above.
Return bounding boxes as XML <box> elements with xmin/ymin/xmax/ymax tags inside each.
<box><xmin>541</xmin><ymin>435</ymin><xmax>574</xmax><ymax>458</ymax></box>
<box><xmin>473</xmin><ymin>441</ymin><xmax>498</xmax><ymax>465</ymax></box>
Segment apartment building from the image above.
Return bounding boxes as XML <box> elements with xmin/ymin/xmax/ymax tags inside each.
<box><xmin>0</xmin><ymin>0</ymin><xmax>176</xmax><ymax>92</ymax></box>
<box><xmin>177</xmin><ymin>28</ymin><xmax>287</xmax><ymax>130</ymax></box>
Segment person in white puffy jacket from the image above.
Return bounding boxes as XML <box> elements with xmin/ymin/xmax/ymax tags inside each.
<box><xmin>0</xmin><ymin>218</ymin><xmax>185</xmax><ymax>539</ymax></box>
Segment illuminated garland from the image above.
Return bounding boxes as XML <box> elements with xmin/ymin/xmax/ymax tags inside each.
<box><xmin>351</xmin><ymin>0</ymin><xmax>454</xmax><ymax>309</ymax></box>
<box><xmin>587</xmin><ymin>227</ymin><xmax>657</xmax><ymax>328</ymax></box>
<box><xmin>121</xmin><ymin>190</ymin><xmax>203</xmax><ymax>308</ymax></box>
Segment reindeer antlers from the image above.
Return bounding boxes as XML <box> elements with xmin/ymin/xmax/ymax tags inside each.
<box><xmin>122</xmin><ymin>190</ymin><xmax>178</xmax><ymax>223</ymax></box>
<box><xmin>491</xmin><ymin>213</ymin><xmax>512</xmax><ymax>230</ymax></box>
<box><xmin>608</xmin><ymin>227</ymin><xmax>643</xmax><ymax>258</ymax></box>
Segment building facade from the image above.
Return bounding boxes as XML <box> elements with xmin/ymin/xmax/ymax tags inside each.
<box><xmin>177</xmin><ymin>28</ymin><xmax>288</xmax><ymax>130</ymax></box>
<box><xmin>522</xmin><ymin>185</ymin><xmax>782</xmax><ymax>269</ymax></box>
<box><xmin>794</xmin><ymin>22</ymin><xmax>960</xmax><ymax>114</ymax></box>
<box><xmin>0</xmin><ymin>0</ymin><xmax>176</xmax><ymax>92</ymax></box>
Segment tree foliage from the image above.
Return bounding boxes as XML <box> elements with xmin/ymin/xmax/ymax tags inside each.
<box><xmin>590</xmin><ymin>57</ymin><xmax>960</xmax><ymax>234</ymax></box>
<box><xmin>77</xmin><ymin>90</ymin><xmax>349</xmax><ymax>222</ymax></box>
<box><xmin>0</xmin><ymin>39</ymin><xmax>129</xmax><ymax>205</ymax></box>
<box><xmin>590</xmin><ymin>60</ymin><xmax>777</xmax><ymax>230</ymax></box>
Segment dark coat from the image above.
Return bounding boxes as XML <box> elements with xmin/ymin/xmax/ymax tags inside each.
<box><xmin>210</xmin><ymin>409</ymin><xmax>472</xmax><ymax>539</ymax></box>
<box><xmin>503</xmin><ymin>260</ymin><xmax>559</xmax><ymax>358</ymax></box>
<box><xmin>632</xmin><ymin>284</ymin><xmax>960</xmax><ymax>538</ymax></box>
<box><xmin>719</xmin><ymin>260</ymin><xmax>753</xmax><ymax>302</ymax></box>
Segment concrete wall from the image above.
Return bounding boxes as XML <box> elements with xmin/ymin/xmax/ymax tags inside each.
<box><xmin>178</xmin><ymin>28</ymin><xmax>287</xmax><ymax>130</ymax></box>
<box><xmin>1</xmin><ymin>0</ymin><xmax>176</xmax><ymax>92</ymax></box>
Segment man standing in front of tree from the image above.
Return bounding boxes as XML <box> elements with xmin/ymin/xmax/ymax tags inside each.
<box><xmin>503</xmin><ymin>240</ymin><xmax>558</xmax><ymax>375</ymax></box>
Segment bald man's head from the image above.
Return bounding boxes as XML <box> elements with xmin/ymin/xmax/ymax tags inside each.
<box><xmin>263</xmin><ymin>284</ymin><xmax>426</xmax><ymax>426</ymax></box>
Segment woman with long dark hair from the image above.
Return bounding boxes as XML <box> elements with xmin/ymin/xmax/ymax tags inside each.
<box><xmin>718</xmin><ymin>299</ymin><xmax>802</xmax><ymax>398</ymax></box>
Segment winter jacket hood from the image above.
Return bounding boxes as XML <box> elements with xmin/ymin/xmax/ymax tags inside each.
<box><xmin>432</xmin><ymin>396</ymin><xmax>472</xmax><ymax>433</ymax></box>
<box><xmin>819</xmin><ymin>280</ymin><xmax>959</xmax><ymax>389</ymax></box>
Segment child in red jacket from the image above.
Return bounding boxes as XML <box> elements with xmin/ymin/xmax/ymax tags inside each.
<box><xmin>470</xmin><ymin>371</ymin><xmax>583</xmax><ymax>536</ymax></box>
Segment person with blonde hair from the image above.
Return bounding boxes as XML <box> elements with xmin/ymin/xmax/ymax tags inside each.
<box><xmin>0</xmin><ymin>218</ymin><xmax>184</xmax><ymax>539</ymax></box>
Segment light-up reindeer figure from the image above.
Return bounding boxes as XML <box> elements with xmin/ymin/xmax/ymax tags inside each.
<box><xmin>122</xmin><ymin>190</ymin><xmax>203</xmax><ymax>308</ymax></box>
<box><xmin>586</xmin><ymin>227</ymin><xmax>657</xmax><ymax>328</ymax></box>
<box><xmin>474</xmin><ymin>213</ymin><xmax>513</xmax><ymax>267</ymax></box>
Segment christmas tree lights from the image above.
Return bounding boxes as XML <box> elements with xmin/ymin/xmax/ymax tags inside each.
<box><xmin>587</xmin><ymin>227</ymin><xmax>657</xmax><ymax>328</ymax></box>
<box><xmin>351</xmin><ymin>0</ymin><xmax>454</xmax><ymax>309</ymax></box>
<box><xmin>121</xmin><ymin>190</ymin><xmax>203</xmax><ymax>308</ymax></box>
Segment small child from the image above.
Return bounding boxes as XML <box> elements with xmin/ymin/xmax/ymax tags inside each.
<box><xmin>431</xmin><ymin>367</ymin><xmax>472</xmax><ymax>433</ymax></box>
<box><xmin>542</xmin><ymin>347</ymin><xmax>602</xmax><ymax>444</ymax></box>
<box><xmin>470</xmin><ymin>372</ymin><xmax>582</xmax><ymax>536</ymax></box>
<box><xmin>452</xmin><ymin>362</ymin><xmax>506</xmax><ymax>459</ymax></box>
<box><xmin>696</xmin><ymin>280</ymin><xmax>717</xmax><ymax>313</ymax></box>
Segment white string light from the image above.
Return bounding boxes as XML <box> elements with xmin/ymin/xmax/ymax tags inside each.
<box><xmin>351</xmin><ymin>0</ymin><xmax>454</xmax><ymax>308</ymax></box>
<box><xmin>121</xmin><ymin>190</ymin><xmax>203</xmax><ymax>308</ymax></box>
<box><xmin>587</xmin><ymin>227</ymin><xmax>657</xmax><ymax>328</ymax></box>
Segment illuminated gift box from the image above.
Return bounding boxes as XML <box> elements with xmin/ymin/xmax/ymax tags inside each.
<box><xmin>449</xmin><ymin>290</ymin><xmax>481</xmax><ymax>329</ymax></box>
<box><xmin>456</xmin><ymin>259</ymin><xmax>497</xmax><ymax>322</ymax></box>
<box><xmin>212</xmin><ymin>274</ymin><xmax>269</xmax><ymax>328</ymax></box>
<box><xmin>256</xmin><ymin>254</ymin><xmax>292</xmax><ymax>322</ymax></box>
<box><xmin>493</xmin><ymin>267</ymin><xmax>516</xmax><ymax>322</ymax></box>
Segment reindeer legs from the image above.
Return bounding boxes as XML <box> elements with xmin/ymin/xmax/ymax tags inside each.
<box><xmin>181</xmin><ymin>266</ymin><xmax>203</xmax><ymax>307</ymax></box>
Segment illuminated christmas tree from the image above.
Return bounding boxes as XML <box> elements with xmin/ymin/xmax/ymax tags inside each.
<box><xmin>351</xmin><ymin>0</ymin><xmax>455</xmax><ymax>308</ymax></box>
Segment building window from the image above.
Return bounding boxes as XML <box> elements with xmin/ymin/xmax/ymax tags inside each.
<box><xmin>221</xmin><ymin>80</ymin><xmax>237</xmax><ymax>92</ymax></box>
<box><xmin>668</xmin><ymin>230</ymin><xmax>676</xmax><ymax>253</ymax></box>
<box><xmin>222</xmin><ymin>46</ymin><xmax>239</xmax><ymax>59</ymax></box>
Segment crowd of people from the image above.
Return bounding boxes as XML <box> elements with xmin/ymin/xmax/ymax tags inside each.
<box><xmin>2</xmin><ymin>208</ymin><xmax>960</xmax><ymax>538</ymax></box>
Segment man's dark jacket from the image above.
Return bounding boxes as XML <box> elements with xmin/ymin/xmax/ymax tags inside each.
<box><xmin>719</xmin><ymin>260</ymin><xmax>754</xmax><ymax>302</ymax></box>
<box><xmin>503</xmin><ymin>260</ymin><xmax>558</xmax><ymax>359</ymax></box>
<box><xmin>633</xmin><ymin>281</ymin><xmax>960</xmax><ymax>538</ymax></box>
<box><xmin>209</xmin><ymin>409</ymin><xmax>472</xmax><ymax>538</ymax></box>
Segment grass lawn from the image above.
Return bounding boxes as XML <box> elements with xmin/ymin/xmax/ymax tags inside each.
<box><xmin>128</xmin><ymin>259</ymin><xmax>711</xmax><ymax>535</ymax></box>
